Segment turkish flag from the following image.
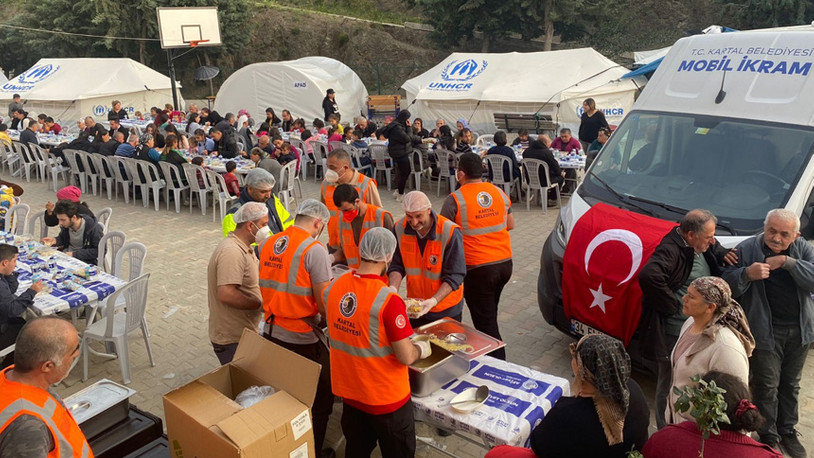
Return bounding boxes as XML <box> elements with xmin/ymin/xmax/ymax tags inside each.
<box><xmin>562</xmin><ymin>203</ymin><xmax>677</xmax><ymax>345</ymax></box>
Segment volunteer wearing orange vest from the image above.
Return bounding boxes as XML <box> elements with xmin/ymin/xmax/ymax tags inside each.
<box><xmin>0</xmin><ymin>316</ymin><xmax>92</xmax><ymax>458</ymax></box>
<box><xmin>331</xmin><ymin>184</ymin><xmax>394</xmax><ymax>269</ymax></box>
<box><xmin>320</xmin><ymin>148</ymin><xmax>382</xmax><ymax>251</ymax></box>
<box><xmin>388</xmin><ymin>191</ymin><xmax>466</xmax><ymax>328</ymax></box>
<box><xmin>258</xmin><ymin>199</ymin><xmax>336</xmax><ymax>456</ymax></box>
<box><xmin>440</xmin><ymin>152</ymin><xmax>514</xmax><ymax>360</ymax></box>
<box><xmin>324</xmin><ymin>228</ymin><xmax>431</xmax><ymax>458</ymax></box>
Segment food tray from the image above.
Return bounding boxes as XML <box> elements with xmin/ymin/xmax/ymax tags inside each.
<box><xmin>414</xmin><ymin>317</ymin><xmax>505</xmax><ymax>360</ymax></box>
<box><xmin>65</xmin><ymin>379</ymin><xmax>136</xmax><ymax>439</ymax></box>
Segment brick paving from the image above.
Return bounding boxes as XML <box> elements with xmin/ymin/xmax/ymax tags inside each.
<box><xmin>8</xmin><ymin>167</ymin><xmax>812</xmax><ymax>456</ymax></box>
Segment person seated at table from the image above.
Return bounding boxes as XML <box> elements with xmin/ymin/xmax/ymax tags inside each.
<box><xmin>355</xmin><ymin>117</ymin><xmax>377</xmax><ymax>138</ymax></box>
<box><xmin>280</xmin><ymin>109</ymin><xmax>293</xmax><ymax>132</ymax></box>
<box><xmin>643</xmin><ymin>370</ymin><xmax>783</xmax><ymax>458</ymax></box>
<box><xmin>110</xmin><ymin>99</ymin><xmax>128</xmax><ymax>120</ymax></box>
<box><xmin>412</xmin><ymin>118</ymin><xmax>430</xmax><ymax>139</ymax></box>
<box><xmin>256</xmin><ymin>135</ymin><xmax>274</xmax><ymax>156</ymax></box>
<box><xmin>327</xmin><ymin>126</ymin><xmax>343</xmax><ymax>145</ymax></box>
<box><xmin>43</xmin><ymin>117</ymin><xmax>61</xmax><ymax>135</ymax></box>
<box><xmin>186</xmin><ymin>112</ymin><xmax>203</xmax><ymax>136</ymax></box>
<box><xmin>327</xmin><ymin>113</ymin><xmax>344</xmax><ymax>135</ymax></box>
<box><xmin>273</xmin><ymin>141</ymin><xmax>297</xmax><ymax>166</ymax></box>
<box><xmin>255</xmin><ymin>122</ymin><xmax>270</xmax><ymax>138</ymax></box>
<box><xmin>19</xmin><ymin>120</ymin><xmax>39</xmax><ymax>147</ymax></box>
<box><xmin>0</xmin><ymin>124</ymin><xmax>10</xmax><ymax>146</ymax></box>
<box><xmin>250</xmin><ymin>147</ymin><xmax>282</xmax><ymax>177</ymax></box>
<box><xmin>134</xmin><ymin>111</ymin><xmax>144</xmax><ymax>121</ymax></box>
<box><xmin>144</xmin><ymin>123</ymin><xmax>165</xmax><ymax>149</ymax></box>
<box><xmin>135</xmin><ymin>133</ymin><xmax>161</xmax><ymax>164</ymax></box>
<box><xmin>200</xmin><ymin>107</ymin><xmax>223</xmax><ymax>126</ymax></box>
<box><xmin>511</xmin><ymin>129</ymin><xmax>531</xmax><ymax>150</ymax></box>
<box><xmin>485</xmin><ymin>130</ymin><xmax>521</xmax><ymax>182</ymax></box>
<box><xmin>9</xmin><ymin>109</ymin><xmax>28</xmax><ymax>131</ymax></box>
<box><xmin>45</xmin><ymin>186</ymin><xmax>94</xmax><ymax>228</ymax></box>
<box><xmin>82</xmin><ymin>116</ymin><xmax>96</xmax><ymax>135</ymax></box>
<box><xmin>211</xmin><ymin>127</ymin><xmax>240</xmax><ymax>159</ymax></box>
<box><xmin>36</xmin><ymin>114</ymin><xmax>47</xmax><ymax>131</ymax></box>
<box><xmin>455</xmin><ymin>128</ymin><xmax>473</xmax><ymax>155</ymax></box>
<box><xmin>428</xmin><ymin>125</ymin><xmax>455</xmax><ymax>178</ymax></box>
<box><xmin>160</xmin><ymin>134</ymin><xmax>189</xmax><ymax>185</ymax></box>
<box><xmin>189</xmin><ymin>128</ymin><xmax>213</xmax><ymax>155</ymax></box>
<box><xmin>522</xmin><ymin>138</ymin><xmax>563</xmax><ymax>204</ymax></box>
<box><xmin>349</xmin><ymin>129</ymin><xmax>369</xmax><ymax>151</ymax></box>
<box><xmin>265</xmin><ymin>107</ymin><xmax>281</xmax><ymax>127</ymax></box>
<box><xmin>224</xmin><ymin>161</ymin><xmax>241</xmax><ymax>196</ymax></box>
<box><xmin>108</xmin><ymin>115</ymin><xmax>129</xmax><ymax>139</ymax></box>
<box><xmin>313</xmin><ymin>118</ymin><xmax>328</xmax><ymax>136</ymax></box>
<box><xmin>485</xmin><ymin>334</ymin><xmax>649</xmax><ymax>458</ymax></box>
<box><xmin>550</xmin><ymin>128</ymin><xmax>581</xmax><ymax>153</ymax></box>
<box><xmin>164</xmin><ymin>123</ymin><xmax>189</xmax><ymax>150</ymax></box>
<box><xmin>0</xmin><ymin>244</ymin><xmax>43</xmax><ymax>369</ymax></box>
<box><xmin>190</xmin><ymin>157</ymin><xmax>207</xmax><ymax>188</ymax></box>
<box><xmin>291</xmin><ymin>117</ymin><xmax>306</xmax><ymax>134</ymax></box>
<box><xmin>41</xmin><ymin>201</ymin><xmax>104</xmax><ymax>265</ymax></box>
<box><xmin>115</xmin><ymin>133</ymin><xmax>139</xmax><ymax>158</ymax></box>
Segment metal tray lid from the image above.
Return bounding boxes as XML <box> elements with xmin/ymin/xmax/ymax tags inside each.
<box><xmin>63</xmin><ymin>379</ymin><xmax>136</xmax><ymax>424</ymax></box>
<box><xmin>414</xmin><ymin>317</ymin><xmax>505</xmax><ymax>360</ymax></box>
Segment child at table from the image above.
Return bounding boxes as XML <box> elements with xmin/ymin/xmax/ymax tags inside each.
<box><xmin>223</xmin><ymin>161</ymin><xmax>240</xmax><ymax>196</ymax></box>
<box><xmin>350</xmin><ymin>129</ymin><xmax>368</xmax><ymax>151</ymax></box>
<box><xmin>191</xmin><ymin>157</ymin><xmax>207</xmax><ymax>189</ymax></box>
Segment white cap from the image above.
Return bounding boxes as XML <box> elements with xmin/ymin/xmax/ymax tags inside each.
<box><xmin>295</xmin><ymin>199</ymin><xmax>330</xmax><ymax>222</ymax></box>
<box><xmin>233</xmin><ymin>201</ymin><xmax>268</xmax><ymax>223</ymax></box>
<box><xmin>245</xmin><ymin>168</ymin><xmax>276</xmax><ymax>190</ymax></box>
<box><xmin>359</xmin><ymin>227</ymin><xmax>397</xmax><ymax>263</ymax></box>
<box><xmin>402</xmin><ymin>191</ymin><xmax>432</xmax><ymax>213</ymax></box>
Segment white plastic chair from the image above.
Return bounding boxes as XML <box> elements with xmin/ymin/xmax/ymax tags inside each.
<box><xmin>329</xmin><ymin>141</ymin><xmax>347</xmax><ymax>152</ymax></box>
<box><xmin>349</xmin><ymin>145</ymin><xmax>373</xmax><ymax>177</ymax></box>
<box><xmin>26</xmin><ymin>210</ymin><xmax>48</xmax><ymax>240</ymax></box>
<box><xmin>485</xmin><ymin>154</ymin><xmax>521</xmax><ymax>201</ymax></box>
<box><xmin>435</xmin><ymin>149</ymin><xmax>457</xmax><ymax>196</ymax></box>
<box><xmin>290</xmin><ymin>138</ymin><xmax>308</xmax><ymax>180</ymax></box>
<box><xmin>14</xmin><ymin>142</ymin><xmax>39</xmax><ymax>182</ymax></box>
<box><xmin>137</xmin><ymin>161</ymin><xmax>165</xmax><ymax>211</ymax></box>
<box><xmin>182</xmin><ymin>163</ymin><xmax>213</xmax><ymax>215</ymax></box>
<box><xmin>97</xmin><ymin>230</ymin><xmax>126</xmax><ymax>273</ymax></box>
<box><xmin>75</xmin><ymin>151</ymin><xmax>99</xmax><ymax>196</ymax></box>
<box><xmin>122</xmin><ymin>158</ymin><xmax>143</xmax><ymax>206</ymax></box>
<box><xmin>91</xmin><ymin>154</ymin><xmax>116</xmax><ymax>200</ymax></box>
<box><xmin>62</xmin><ymin>149</ymin><xmax>87</xmax><ymax>192</ymax></box>
<box><xmin>81</xmin><ymin>273</ymin><xmax>153</xmax><ymax>385</ymax></box>
<box><xmin>0</xmin><ymin>344</ymin><xmax>14</xmax><ymax>359</ymax></box>
<box><xmin>206</xmin><ymin>170</ymin><xmax>239</xmax><ymax>223</ymax></box>
<box><xmin>159</xmin><ymin>162</ymin><xmax>189</xmax><ymax>213</ymax></box>
<box><xmin>369</xmin><ymin>144</ymin><xmax>392</xmax><ymax>190</ymax></box>
<box><xmin>0</xmin><ymin>142</ymin><xmax>20</xmax><ymax>175</ymax></box>
<box><xmin>521</xmin><ymin>158</ymin><xmax>561</xmax><ymax>214</ymax></box>
<box><xmin>278</xmin><ymin>161</ymin><xmax>299</xmax><ymax>212</ymax></box>
<box><xmin>311</xmin><ymin>140</ymin><xmax>329</xmax><ymax>180</ymax></box>
<box><xmin>475</xmin><ymin>134</ymin><xmax>495</xmax><ymax>148</ymax></box>
<box><xmin>112</xmin><ymin>241</ymin><xmax>147</xmax><ymax>281</ymax></box>
<box><xmin>109</xmin><ymin>156</ymin><xmax>132</xmax><ymax>204</ymax></box>
<box><xmin>409</xmin><ymin>150</ymin><xmax>426</xmax><ymax>192</ymax></box>
<box><xmin>96</xmin><ymin>207</ymin><xmax>112</xmax><ymax>234</ymax></box>
<box><xmin>4</xmin><ymin>203</ymin><xmax>30</xmax><ymax>235</ymax></box>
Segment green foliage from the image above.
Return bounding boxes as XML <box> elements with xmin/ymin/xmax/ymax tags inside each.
<box><xmin>626</xmin><ymin>448</ymin><xmax>644</xmax><ymax>458</ymax></box>
<box><xmin>673</xmin><ymin>374</ymin><xmax>730</xmax><ymax>456</ymax></box>
<box><xmin>713</xmin><ymin>0</ymin><xmax>811</xmax><ymax>28</ymax></box>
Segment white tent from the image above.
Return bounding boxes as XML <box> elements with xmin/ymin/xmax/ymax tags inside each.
<box><xmin>401</xmin><ymin>49</ymin><xmax>644</xmax><ymax>135</ymax></box>
<box><xmin>0</xmin><ymin>58</ymin><xmax>181</xmax><ymax>125</ymax></box>
<box><xmin>214</xmin><ymin>56</ymin><xmax>368</xmax><ymax>125</ymax></box>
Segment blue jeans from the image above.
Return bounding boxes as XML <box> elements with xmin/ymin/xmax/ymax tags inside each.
<box><xmin>750</xmin><ymin>324</ymin><xmax>810</xmax><ymax>443</ymax></box>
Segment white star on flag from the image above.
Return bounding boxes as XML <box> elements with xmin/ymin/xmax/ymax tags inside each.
<box><xmin>589</xmin><ymin>283</ymin><xmax>612</xmax><ymax>314</ymax></box>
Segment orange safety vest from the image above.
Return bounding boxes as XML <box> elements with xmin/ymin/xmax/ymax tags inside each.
<box><xmin>451</xmin><ymin>182</ymin><xmax>512</xmax><ymax>267</ymax></box>
<box><xmin>323</xmin><ymin>272</ymin><xmax>410</xmax><ymax>406</ymax></box>
<box><xmin>394</xmin><ymin>214</ymin><xmax>463</xmax><ymax>313</ymax></box>
<box><xmin>0</xmin><ymin>367</ymin><xmax>93</xmax><ymax>458</ymax></box>
<box><xmin>321</xmin><ymin>172</ymin><xmax>376</xmax><ymax>247</ymax></box>
<box><xmin>338</xmin><ymin>205</ymin><xmax>391</xmax><ymax>269</ymax></box>
<box><xmin>259</xmin><ymin>225</ymin><xmax>320</xmax><ymax>333</ymax></box>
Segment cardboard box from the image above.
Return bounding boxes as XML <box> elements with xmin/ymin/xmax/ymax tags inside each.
<box><xmin>163</xmin><ymin>329</ymin><xmax>321</xmax><ymax>458</ymax></box>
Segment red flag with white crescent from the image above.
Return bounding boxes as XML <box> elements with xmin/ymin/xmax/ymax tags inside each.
<box><xmin>562</xmin><ymin>203</ymin><xmax>677</xmax><ymax>345</ymax></box>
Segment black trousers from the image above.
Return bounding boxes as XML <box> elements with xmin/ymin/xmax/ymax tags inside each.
<box><xmin>341</xmin><ymin>400</ymin><xmax>415</xmax><ymax>458</ymax></box>
<box><xmin>268</xmin><ymin>336</ymin><xmax>334</xmax><ymax>452</ymax></box>
<box><xmin>393</xmin><ymin>155</ymin><xmax>411</xmax><ymax>194</ymax></box>
<box><xmin>0</xmin><ymin>317</ymin><xmax>25</xmax><ymax>369</ymax></box>
<box><xmin>463</xmin><ymin>260</ymin><xmax>512</xmax><ymax>360</ymax></box>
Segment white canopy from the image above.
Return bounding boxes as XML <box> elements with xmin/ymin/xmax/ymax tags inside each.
<box><xmin>214</xmin><ymin>56</ymin><xmax>368</xmax><ymax>125</ymax></box>
<box><xmin>401</xmin><ymin>48</ymin><xmax>643</xmax><ymax>135</ymax></box>
<box><xmin>0</xmin><ymin>58</ymin><xmax>181</xmax><ymax>125</ymax></box>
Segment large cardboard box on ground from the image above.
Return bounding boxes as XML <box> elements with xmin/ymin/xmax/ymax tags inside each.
<box><xmin>163</xmin><ymin>330</ymin><xmax>321</xmax><ymax>458</ymax></box>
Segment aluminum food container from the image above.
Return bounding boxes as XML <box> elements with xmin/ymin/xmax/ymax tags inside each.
<box><xmin>64</xmin><ymin>379</ymin><xmax>136</xmax><ymax>440</ymax></box>
<box><xmin>409</xmin><ymin>343</ymin><xmax>470</xmax><ymax>397</ymax></box>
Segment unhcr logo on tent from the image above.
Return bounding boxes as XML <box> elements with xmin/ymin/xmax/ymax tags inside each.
<box><xmin>93</xmin><ymin>105</ymin><xmax>107</xmax><ymax>116</ymax></box>
<box><xmin>428</xmin><ymin>59</ymin><xmax>487</xmax><ymax>92</ymax></box>
<box><xmin>1</xmin><ymin>64</ymin><xmax>60</xmax><ymax>92</ymax></box>
<box><xmin>576</xmin><ymin>106</ymin><xmax>625</xmax><ymax>118</ymax></box>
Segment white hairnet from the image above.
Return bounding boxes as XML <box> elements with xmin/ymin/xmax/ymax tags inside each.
<box><xmin>296</xmin><ymin>199</ymin><xmax>330</xmax><ymax>222</ymax></box>
<box><xmin>233</xmin><ymin>201</ymin><xmax>268</xmax><ymax>223</ymax></box>
<box><xmin>245</xmin><ymin>168</ymin><xmax>276</xmax><ymax>190</ymax></box>
<box><xmin>402</xmin><ymin>191</ymin><xmax>432</xmax><ymax>213</ymax></box>
<box><xmin>359</xmin><ymin>227</ymin><xmax>397</xmax><ymax>263</ymax></box>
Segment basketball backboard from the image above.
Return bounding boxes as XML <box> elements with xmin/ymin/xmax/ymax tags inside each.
<box><xmin>156</xmin><ymin>7</ymin><xmax>222</xmax><ymax>49</ymax></box>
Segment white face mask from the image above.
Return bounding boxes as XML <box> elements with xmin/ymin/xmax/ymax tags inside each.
<box><xmin>254</xmin><ymin>225</ymin><xmax>272</xmax><ymax>244</ymax></box>
<box><xmin>324</xmin><ymin>169</ymin><xmax>340</xmax><ymax>183</ymax></box>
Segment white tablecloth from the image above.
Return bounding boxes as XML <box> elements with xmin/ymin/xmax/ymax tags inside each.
<box><xmin>12</xmin><ymin>241</ymin><xmax>126</xmax><ymax>315</ymax></box>
<box><xmin>8</xmin><ymin>130</ymin><xmax>75</xmax><ymax>147</ymax></box>
<box><xmin>412</xmin><ymin>355</ymin><xmax>570</xmax><ymax>448</ymax></box>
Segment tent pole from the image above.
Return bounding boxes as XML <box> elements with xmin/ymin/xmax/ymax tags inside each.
<box><xmin>167</xmin><ymin>49</ymin><xmax>179</xmax><ymax>110</ymax></box>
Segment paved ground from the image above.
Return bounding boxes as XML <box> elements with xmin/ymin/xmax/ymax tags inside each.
<box><xmin>9</xmin><ymin>166</ymin><xmax>813</xmax><ymax>457</ymax></box>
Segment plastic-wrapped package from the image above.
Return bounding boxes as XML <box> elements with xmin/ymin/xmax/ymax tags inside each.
<box><xmin>235</xmin><ymin>385</ymin><xmax>275</xmax><ymax>408</ymax></box>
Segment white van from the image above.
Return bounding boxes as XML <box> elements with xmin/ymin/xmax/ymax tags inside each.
<box><xmin>538</xmin><ymin>26</ymin><xmax>814</xmax><ymax>354</ymax></box>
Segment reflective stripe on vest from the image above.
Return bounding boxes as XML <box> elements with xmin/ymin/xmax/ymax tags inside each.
<box><xmin>322</xmin><ymin>172</ymin><xmax>375</xmax><ymax>247</ymax></box>
<box><xmin>328</xmin><ymin>286</ymin><xmax>394</xmax><ymax>359</ymax></box>
<box><xmin>258</xmin><ymin>236</ymin><xmax>316</xmax><ymax>297</ymax></box>
<box><xmin>452</xmin><ymin>183</ymin><xmax>512</xmax><ymax>267</ymax></box>
<box><xmin>339</xmin><ymin>206</ymin><xmax>389</xmax><ymax>269</ymax></box>
<box><xmin>0</xmin><ymin>369</ymin><xmax>92</xmax><ymax>458</ymax></box>
<box><xmin>452</xmin><ymin>188</ymin><xmax>510</xmax><ymax>236</ymax></box>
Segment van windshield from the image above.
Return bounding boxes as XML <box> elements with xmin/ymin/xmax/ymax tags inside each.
<box><xmin>582</xmin><ymin>111</ymin><xmax>814</xmax><ymax>235</ymax></box>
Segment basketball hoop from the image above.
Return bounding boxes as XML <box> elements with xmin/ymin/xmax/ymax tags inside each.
<box><xmin>189</xmin><ymin>39</ymin><xmax>210</xmax><ymax>48</ymax></box>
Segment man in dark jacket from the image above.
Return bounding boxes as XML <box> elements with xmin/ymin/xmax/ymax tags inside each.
<box><xmin>211</xmin><ymin>128</ymin><xmax>239</xmax><ymax>159</ymax></box>
<box><xmin>522</xmin><ymin>138</ymin><xmax>563</xmax><ymax>202</ymax></box>
<box><xmin>41</xmin><ymin>201</ymin><xmax>104</xmax><ymax>265</ymax></box>
<box><xmin>638</xmin><ymin>208</ymin><xmax>736</xmax><ymax>429</ymax></box>
<box><xmin>380</xmin><ymin>110</ymin><xmax>420</xmax><ymax>201</ymax></box>
<box><xmin>0</xmin><ymin>244</ymin><xmax>43</xmax><ymax>368</ymax></box>
<box><xmin>19</xmin><ymin>121</ymin><xmax>39</xmax><ymax>146</ymax></box>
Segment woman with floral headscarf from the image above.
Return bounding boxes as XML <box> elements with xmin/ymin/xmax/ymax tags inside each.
<box><xmin>666</xmin><ymin>276</ymin><xmax>755</xmax><ymax>425</ymax></box>
<box><xmin>485</xmin><ymin>334</ymin><xmax>649</xmax><ymax>457</ymax></box>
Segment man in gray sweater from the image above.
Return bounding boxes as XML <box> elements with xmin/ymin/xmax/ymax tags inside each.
<box><xmin>0</xmin><ymin>244</ymin><xmax>43</xmax><ymax>368</ymax></box>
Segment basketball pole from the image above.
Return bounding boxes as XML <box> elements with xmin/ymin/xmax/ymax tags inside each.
<box><xmin>166</xmin><ymin>49</ymin><xmax>179</xmax><ymax>110</ymax></box>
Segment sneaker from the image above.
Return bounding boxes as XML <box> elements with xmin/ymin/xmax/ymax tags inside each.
<box><xmin>395</xmin><ymin>193</ymin><xmax>403</xmax><ymax>202</ymax></box>
<box><xmin>780</xmin><ymin>430</ymin><xmax>807</xmax><ymax>458</ymax></box>
<box><xmin>393</xmin><ymin>190</ymin><xmax>400</xmax><ymax>198</ymax></box>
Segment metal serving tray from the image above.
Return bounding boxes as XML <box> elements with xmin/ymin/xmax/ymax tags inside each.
<box><xmin>413</xmin><ymin>318</ymin><xmax>505</xmax><ymax>360</ymax></box>
<box><xmin>409</xmin><ymin>343</ymin><xmax>470</xmax><ymax>397</ymax></box>
<box><xmin>65</xmin><ymin>379</ymin><xmax>136</xmax><ymax>440</ymax></box>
